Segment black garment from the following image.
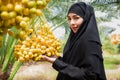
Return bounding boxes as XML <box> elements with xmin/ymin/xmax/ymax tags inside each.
<box><xmin>52</xmin><ymin>2</ymin><xmax>106</xmax><ymax>80</ymax></box>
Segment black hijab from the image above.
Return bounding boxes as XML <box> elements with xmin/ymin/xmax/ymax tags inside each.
<box><xmin>62</xmin><ymin>2</ymin><xmax>106</xmax><ymax>80</ymax></box>
<box><xmin>63</xmin><ymin>2</ymin><xmax>103</xmax><ymax>58</ymax></box>
<box><xmin>64</xmin><ymin>2</ymin><xmax>101</xmax><ymax>53</ymax></box>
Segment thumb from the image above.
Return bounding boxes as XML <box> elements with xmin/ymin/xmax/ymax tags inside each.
<box><xmin>42</xmin><ymin>55</ymin><xmax>49</xmax><ymax>60</ymax></box>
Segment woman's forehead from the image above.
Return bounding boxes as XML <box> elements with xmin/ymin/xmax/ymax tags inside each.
<box><xmin>67</xmin><ymin>13</ymin><xmax>80</xmax><ymax>17</ymax></box>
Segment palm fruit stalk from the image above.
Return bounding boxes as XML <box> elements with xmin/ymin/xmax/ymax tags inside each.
<box><xmin>0</xmin><ymin>0</ymin><xmax>51</xmax><ymax>80</ymax></box>
<box><xmin>14</xmin><ymin>24</ymin><xmax>61</xmax><ymax>62</ymax></box>
<box><xmin>2</xmin><ymin>38</ymin><xmax>17</xmax><ymax>72</ymax></box>
<box><xmin>8</xmin><ymin>61</ymin><xmax>23</xmax><ymax>80</ymax></box>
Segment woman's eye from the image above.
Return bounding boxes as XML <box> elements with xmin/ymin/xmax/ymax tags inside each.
<box><xmin>74</xmin><ymin>17</ymin><xmax>79</xmax><ymax>20</ymax></box>
<box><xmin>68</xmin><ymin>18</ymin><xmax>71</xmax><ymax>21</ymax></box>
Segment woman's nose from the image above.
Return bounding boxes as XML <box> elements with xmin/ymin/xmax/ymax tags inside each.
<box><xmin>70</xmin><ymin>19</ymin><xmax>75</xmax><ymax>25</ymax></box>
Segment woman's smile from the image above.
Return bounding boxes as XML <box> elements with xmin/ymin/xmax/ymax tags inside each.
<box><xmin>71</xmin><ymin>26</ymin><xmax>78</xmax><ymax>32</ymax></box>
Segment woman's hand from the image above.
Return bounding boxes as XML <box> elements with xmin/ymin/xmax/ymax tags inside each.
<box><xmin>42</xmin><ymin>55</ymin><xmax>57</xmax><ymax>63</ymax></box>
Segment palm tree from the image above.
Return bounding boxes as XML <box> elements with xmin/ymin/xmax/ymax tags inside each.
<box><xmin>0</xmin><ymin>0</ymin><xmax>120</xmax><ymax>80</ymax></box>
<box><xmin>43</xmin><ymin>0</ymin><xmax>120</xmax><ymax>53</ymax></box>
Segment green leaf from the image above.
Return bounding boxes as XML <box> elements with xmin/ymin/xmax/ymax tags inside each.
<box><xmin>2</xmin><ymin>39</ymin><xmax>17</xmax><ymax>72</ymax></box>
<box><xmin>8</xmin><ymin>61</ymin><xmax>23</xmax><ymax>80</ymax></box>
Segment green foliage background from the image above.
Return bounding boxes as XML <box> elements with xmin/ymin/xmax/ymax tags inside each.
<box><xmin>43</xmin><ymin>0</ymin><xmax>120</xmax><ymax>54</ymax></box>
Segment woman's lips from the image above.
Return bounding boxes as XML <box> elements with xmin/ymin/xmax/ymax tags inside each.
<box><xmin>72</xmin><ymin>27</ymin><xmax>78</xmax><ymax>31</ymax></box>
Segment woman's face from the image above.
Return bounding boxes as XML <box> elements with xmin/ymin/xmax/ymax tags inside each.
<box><xmin>67</xmin><ymin>13</ymin><xmax>84</xmax><ymax>33</ymax></box>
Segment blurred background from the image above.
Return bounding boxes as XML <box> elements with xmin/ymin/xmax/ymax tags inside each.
<box><xmin>0</xmin><ymin>0</ymin><xmax>120</xmax><ymax>80</ymax></box>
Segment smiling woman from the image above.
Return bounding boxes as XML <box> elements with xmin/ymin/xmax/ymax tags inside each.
<box><xmin>67</xmin><ymin>13</ymin><xmax>84</xmax><ymax>33</ymax></box>
<box><xmin>42</xmin><ymin>2</ymin><xmax>107</xmax><ymax>80</ymax></box>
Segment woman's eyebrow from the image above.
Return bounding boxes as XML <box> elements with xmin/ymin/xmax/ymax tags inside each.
<box><xmin>67</xmin><ymin>14</ymin><xmax>79</xmax><ymax>17</ymax></box>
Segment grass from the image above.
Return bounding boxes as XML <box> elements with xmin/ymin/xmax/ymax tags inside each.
<box><xmin>103</xmin><ymin>53</ymin><xmax>120</xmax><ymax>80</ymax></box>
<box><xmin>103</xmin><ymin>54</ymin><xmax>120</xmax><ymax>69</ymax></box>
<box><xmin>104</xmin><ymin>63</ymin><xmax>117</xmax><ymax>69</ymax></box>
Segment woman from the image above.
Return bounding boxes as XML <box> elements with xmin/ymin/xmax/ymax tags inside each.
<box><xmin>42</xmin><ymin>2</ymin><xmax>106</xmax><ymax>80</ymax></box>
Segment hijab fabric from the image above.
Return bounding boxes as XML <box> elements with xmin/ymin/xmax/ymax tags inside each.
<box><xmin>65</xmin><ymin>2</ymin><xmax>101</xmax><ymax>53</ymax></box>
<box><xmin>64</xmin><ymin>2</ymin><xmax>103</xmax><ymax>57</ymax></box>
<box><xmin>62</xmin><ymin>2</ymin><xmax>106</xmax><ymax>80</ymax></box>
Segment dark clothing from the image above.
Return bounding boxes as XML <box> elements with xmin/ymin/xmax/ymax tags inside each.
<box><xmin>52</xmin><ymin>2</ymin><xmax>106</xmax><ymax>80</ymax></box>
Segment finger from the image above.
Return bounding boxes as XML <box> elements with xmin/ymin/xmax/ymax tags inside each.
<box><xmin>42</xmin><ymin>55</ymin><xmax>48</xmax><ymax>60</ymax></box>
<box><xmin>42</xmin><ymin>55</ymin><xmax>51</xmax><ymax>61</ymax></box>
